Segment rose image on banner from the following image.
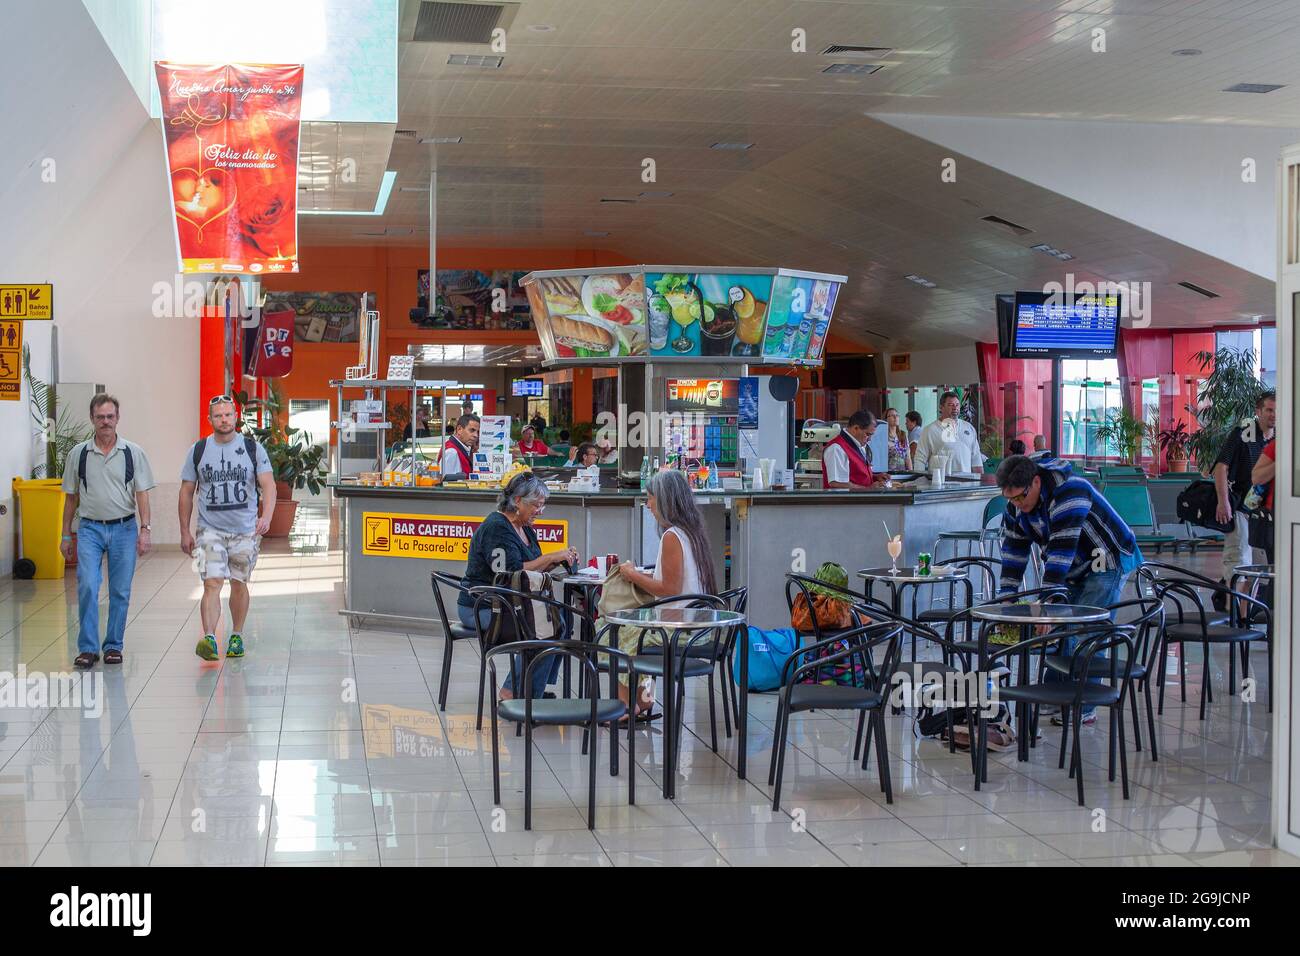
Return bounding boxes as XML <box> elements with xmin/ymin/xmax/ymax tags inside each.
<box><xmin>154</xmin><ymin>62</ymin><xmax>304</xmax><ymax>274</ymax></box>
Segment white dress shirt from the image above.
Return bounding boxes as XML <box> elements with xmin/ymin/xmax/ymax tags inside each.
<box><xmin>912</xmin><ymin>417</ymin><xmax>982</xmax><ymax>473</ymax></box>
<box><xmin>822</xmin><ymin>432</ymin><xmax>870</xmax><ymax>486</ymax></box>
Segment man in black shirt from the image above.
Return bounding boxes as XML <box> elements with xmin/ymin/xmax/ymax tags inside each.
<box><xmin>1214</xmin><ymin>390</ymin><xmax>1275</xmax><ymax>595</ymax></box>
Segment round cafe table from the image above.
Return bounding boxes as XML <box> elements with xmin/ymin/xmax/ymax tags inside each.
<box><xmin>858</xmin><ymin>566</ymin><xmax>971</xmax><ymax>660</ymax></box>
<box><xmin>969</xmin><ymin>602</ymin><xmax>1111</xmax><ymax>769</ymax></box>
<box><xmin>603</xmin><ymin>607</ymin><xmax>745</xmax><ymax>800</ymax></box>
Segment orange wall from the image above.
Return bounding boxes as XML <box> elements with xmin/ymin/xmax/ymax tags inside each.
<box><xmin>261</xmin><ymin>245</ymin><xmax>630</xmax><ymax>437</ymax></box>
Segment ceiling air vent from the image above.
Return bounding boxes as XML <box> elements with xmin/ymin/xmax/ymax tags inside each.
<box><xmin>1223</xmin><ymin>83</ymin><xmax>1284</xmax><ymax>94</ymax></box>
<box><xmin>1178</xmin><ymin>281</ymin><xmax>1220</xmax><ymax>299</ymax></box>
<box><xmin>821</xmin><ymin>45</ymin><xmax>893</xmax><ymax>57</ymax></box>
<box><xmin>394</xmin><ymin>129</ymin><xmax>419</xmax><ymax>140</ymax></box>
<box><xmin>412</xmin><ymin>1</ymin><xmax>519</xmax><ymax>44</ymax></box>
<box><xmin>447</xmin><ymin>53</ymin><xmax>504</xmax><ymax>68</ymax></box>
<box><xmin>981</xmin><ymin>215</ymin><xmax>1033</xmax><ymax>236</ymax></box>
<box><xmin>600</xmin><ymin>197</ymin><xmax>637</xmax><ymax>204</ymax></box>
<box><xmin>822</xmin><ymin>63</ymin><xmax>882</xmax><ymax>75</ymax></box>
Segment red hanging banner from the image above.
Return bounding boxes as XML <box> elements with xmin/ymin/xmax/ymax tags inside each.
<box><xmin>154</xmin><ymin>62</ymin><xmax>304</xmax><ymax>275</ymax></box>
<box><xmin>252</xmin><ymin>309</ymin><xmax>295</xmax><ymax>379</ymax></box>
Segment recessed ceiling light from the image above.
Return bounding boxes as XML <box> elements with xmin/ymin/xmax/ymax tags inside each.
<box><xmin>526</xmin><ymin>24</ymin><xmax>555</xmax><ymax>32</ymax></box>
<box><xmin>1171</xmin><ymin>49</ymin><xmax>1202</xmax><ymax>56</ymax></box>
<box><xmin>447</xmin><ymin>54</ymin><xmax>503</xmax><ymax>68</ymax></box>
<box><xmin>1031</xmin><ymin>242</ymin><xmax>1074</xmax><ymax>261</ymax></box>
<box><xmin>710</xmin><ymin>142</ymin><xmax>753</xmax><ymax>150</ymax></box>
<box><xmin>821</xmin><ymin>45</ymin><xmax>893</xmax><ymax>57</ymax></box>
<box><xmin>822</xmin><ymin>63</ymin><xmax>883</xmax><ymax>75</ymax></box>
<box><xmin>419</xmin><ymin>136</ymin><xmax>462</xmax><ymax>144</ymax></box>
<box><xmin>903</xmin><ymin>274</ymin><xmax>937</xmax><ymax>288</ymax></box>
<box><xmin>399</xmin><ymin>185</ymin><xmax>430</xmax><ymax>192</ymax></box>
<box><xmin>599</xmin><ymin>198</ymin><xmax>636</xmax><ymax>204</ymax></box>
<box><xmin>1223</xmin><ymin>82</ymin><xmax>1284</xmax><ymax>93</ymax></box>
<box><xmin>638</xmin><ymin>191</ymin><xmax>674</xmax><ymax>199</ymax></box>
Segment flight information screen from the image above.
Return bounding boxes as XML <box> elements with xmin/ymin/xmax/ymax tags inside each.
<box><xmin>1011</xmin><ymin>292</ymin><xmax>1121</xmax><ymax>356</ymax></box>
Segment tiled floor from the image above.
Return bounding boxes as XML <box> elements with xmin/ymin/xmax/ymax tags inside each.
<box><xmin>0</xmin><ymin>504</ymin><xmax>1293</xmax><ymax>867</ymax></box>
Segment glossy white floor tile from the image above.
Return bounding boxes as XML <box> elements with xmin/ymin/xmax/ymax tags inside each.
<box><xmin>0</xmin><ymin>509</ymin><xmax>1294</xmax><ymax>867</ymax></box>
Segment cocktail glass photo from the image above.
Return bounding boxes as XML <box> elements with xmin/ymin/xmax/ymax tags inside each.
<box><xmin>668</xmin><ymin>283</ymin><xmax>701</xmax><ymax>353</ymax></box>
<box><xmin>733</xmin><ymin>286</ymin><xmax>766</xmax><ymax>356</ymax></box>
<box><xmin>647</xmin><ymin>293</ymin><xmax>671</xmax><ymax>351</ymax></box>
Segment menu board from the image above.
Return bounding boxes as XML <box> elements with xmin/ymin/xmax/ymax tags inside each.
<box><xmin>522</xmin><ymin>267</ymin><xmax>844</xmax><ymax>366</ymax></box>
<box><xmin>763</xmin><ymin>275</ymin><xmax>839</xmax><ymax>363</ymax></box>
<box><xmin>645</xmin><ymin>272</ymin><xmax>773</xmax><ymax>358</ymax></box>
<box><xmin>665</xmin><ymin>378</ymin><xmax>740</xmax><ymax>414</ymax></box>
<box><xmin>528</xmin><ymin>271</ymin><xmax>647</xmax><ymax>358</ymax></box>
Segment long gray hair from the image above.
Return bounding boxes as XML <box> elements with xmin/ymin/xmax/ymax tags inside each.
<box><xmin>646</xmin><ymin>469</ymin><xmax>716</xmax><ymax>594</ymax></box>
<box><xmin>499</xmin><ymin>472</ymin><xmax>548</xmax><ymax>515</ymax></box>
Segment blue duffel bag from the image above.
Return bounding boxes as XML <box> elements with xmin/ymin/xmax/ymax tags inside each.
<box><xmin>731</xmin><ymin>626</ymin><xmax>799</xmax><ymax>692</ymax></box>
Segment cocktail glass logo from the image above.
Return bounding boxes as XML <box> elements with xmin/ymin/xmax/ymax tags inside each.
<box><xmin>1</xmin><ymin>667</ymin><xmax>103</xmax><ymax>718</ymax></box>
<box><xmin>1041</xmin><ymin>275</ymin><xmax>1151</xmax><ymax>328</ymax></box>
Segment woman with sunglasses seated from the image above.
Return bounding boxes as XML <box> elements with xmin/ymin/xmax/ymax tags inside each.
<box><xmin>460</xmin><ymin>472</ymin><xmax>578</xmax><ymax>700</ymax></box>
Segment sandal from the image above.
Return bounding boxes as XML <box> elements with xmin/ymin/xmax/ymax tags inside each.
<box><xmin>103</xmin><ymin>649</ymin><xmax>123</xmax><ymax>664</ymax></box>
<box><xmin>73</xmin><ymin>652</ymin><xmax>99</xmax><ymax>669</ymax></box>
<box><xmin>617</xmin><ymin>711</ymin><xmax>662</xmax><ymax>726</ymax></box>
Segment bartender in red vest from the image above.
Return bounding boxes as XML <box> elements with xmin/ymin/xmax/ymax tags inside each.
<box><xmin>440</xmin><ymin>413</ymin><xmax>479</xmax><ymax>477</ymax></box>
<box><xmin>822</xmin><ymin>409</ymin><xmax>887</xmax><ymax>490</ymax></box>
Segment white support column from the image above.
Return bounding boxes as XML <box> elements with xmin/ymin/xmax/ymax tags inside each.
<box><xmin>1272</xmin><ymin>144</ymin><xmax>1300</xmax><ymax>858</ymax></box>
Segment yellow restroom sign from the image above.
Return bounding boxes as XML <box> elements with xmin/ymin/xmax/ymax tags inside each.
<box><xmin>0</xmin><ymin>284</ymin><xmax>52</xmax><ymax>319</ymax></box>
<box><xmin>0</xmin><ymin>320</ymin><xmax>20</xmax><ymax>401</ymax></box>
<box><xmin>362</xmin><ymin>512</ymin><xmax>568</xmax><ymax>560</ymax></box>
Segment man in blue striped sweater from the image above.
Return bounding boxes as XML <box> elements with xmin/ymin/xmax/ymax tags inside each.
<box><xmin>995</xmin><ymin>455</ymin><xmax>1142</xmax><ymax>723</ymax></box>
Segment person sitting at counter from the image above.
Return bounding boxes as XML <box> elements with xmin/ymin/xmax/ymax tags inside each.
<box><xmin>440</xmin><ymin>413</ymin><xmax>479</xmax><ymax>478</ymax></box>
<box><xmin>822</xmin><ymin>410</ymin><xmax>887</xmax><ymax>490</ymax></box>
<box><xmin>403</xmin><ymin>405</ymin><xmax>432</xmax><ymax>441</ymax></box>
<box><xmin>567</xmin><ymin>442</ymin><xmax>601</xmax><ymax>468</ymax></box>
<box><xmin>459</xmin><ymin>472</ymin><xmax>579</xmax><ymax>702</ymax></box>
<box><xmin>568</xmin><ymin>436</ymin><xmax>618</xmax><ymax>466</ymax></box>
<box><xmin>1008</xmin><ymin>438</ymin><xmax>1027</xmax><ymax>456</ymax></box>
<box><xmin>883</xmin><ymin>407</ymin><xmax>913</xmax><ymax>472</ymax></box>
<box><xmin>615</xmin><ymin>469</ymin><xmax>717</xmax><ymax>717</ymax></box>
<box><xmin>1033</xmin><ymin>434</ymin><xmax>1047</xmax><ymax>453</ymax></box>
<box><xmin>517</xmin><ymin>425</ymin><xmax>550</xmax><ymax>458</ymax></box>
<box><xmin>913</xmin><ymin>391</ymin><xmax>982</xmax><ymax>474</ymax></box>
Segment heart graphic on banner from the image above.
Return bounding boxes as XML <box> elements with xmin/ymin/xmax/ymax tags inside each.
<box><xmin>171</xmin><ymin>166</ymin><xmax>236</xmax><ymax>234</ymax></box>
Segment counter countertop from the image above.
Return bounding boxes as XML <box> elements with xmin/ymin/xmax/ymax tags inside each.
<box><xmin>329</xmin><ymin>480</ymin><xmax>998</xmax><ymax>504</ymax></box>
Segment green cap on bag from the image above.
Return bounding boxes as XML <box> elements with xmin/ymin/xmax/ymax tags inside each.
<box><xmin>806</xmin><ymin>562</ymin><xmax>849</xmax><ymax>600</ymax></box>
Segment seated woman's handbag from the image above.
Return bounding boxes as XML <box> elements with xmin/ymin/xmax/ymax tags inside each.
<box><xmin>490</xmin><ymin>569</ymin><xmax>562</xmax><ymax>645</ymax></box>
<box><xmin>597</xmin><ymin>565</ymin><xmax>662</xmax><ymax>686</ymax></box>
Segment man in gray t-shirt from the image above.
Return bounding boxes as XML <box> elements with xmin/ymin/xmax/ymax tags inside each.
<box><xmin>179</xmin><ymin>396</ymin><xmax>277</xmax><ymax>662</ymax></box>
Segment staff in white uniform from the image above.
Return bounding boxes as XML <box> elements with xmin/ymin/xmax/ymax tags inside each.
<box><xmin>440</xmin><ymin>413</ymin><xmax>479</xmax><ymax>477</ymax></box>
<box><xmin>912</xmin><ymin>390</ymin><xmax>982</xmax><ymax>473</ymax></box>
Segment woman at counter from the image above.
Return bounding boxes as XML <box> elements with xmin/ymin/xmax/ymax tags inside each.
<box><xmin>459</xmin><ymin>472</ymin><xmax>578</xmax><ymax>701</ymax></box>
<box><xmin>615</xmin><ymin>469</ymin><xmax>717</xmax><ymax>717</ymax></box>
<box><xmin>884</xmin><ymin>407</ymin><xmax>913</xmax><ymax>472</ymax></box>
<box><xmin>517</xmin><ymin>425</ymin><xmax>550</xmax><ymax>458</ymax></box>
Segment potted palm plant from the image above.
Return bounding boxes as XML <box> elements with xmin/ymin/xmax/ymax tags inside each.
<box><xmin>24</xmin><ymin>346</ymin><xmax>92</xmax><ymax>565</ymax></box>
<box><xmin>236</xmin><ymin>382</ymin><xmax>328</xmax><ymax>537</ymax></box>
<box><xmin>1094</xmin><ymin>407</ymin><xmax>1148</xmax><ymax>468</ymax></box>
<box><xmin>1184</xmin><ymin>347</ymin><xmax>1265</xmax><ymax>475</ymax></box>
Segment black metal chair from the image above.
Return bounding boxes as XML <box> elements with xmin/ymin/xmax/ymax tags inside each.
<box><xmin>985</xmin><ymin>624</ymin><xmax>1138</xmax><ymax>806</ymax></box>
<box><xmin>715</xmin><ymin>587</ymin><xmax>749</xmax><ymax>736</ymax></box>
<box><xmin>1038</xmin><ymin>597</ymin><xmax>1164</xmax><ymax>760</ymax></box>
<box><xmin>431</xmin><ymin>571</ymin><xmax>479</xmax><ymax>712</ymax></box>
<box><xmin>466</xmin><ymin>584</ymin><xmax>585</xmax><ymax>730</ymax></box>
<box><xmin>484</xmin><ymin>640</ymin><xmax>634</xmax><ymax>830</ymax></box>
<box><xmin>912</xmin><ymin>556</ymin><xmax>1001</xmax><ymax>659</ymax></box>
<box><xmin>1147</xmin><ymin>574</ymin><xmax>1271</xmax><ymax>719</ymax></box>
<box><xmin>768</xmin><ymin>619</ymin><xmax>903</xmax><ymax>810</ymax></box>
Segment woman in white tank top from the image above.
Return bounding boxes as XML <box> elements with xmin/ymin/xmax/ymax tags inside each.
<box><xmin>614</xmin><ymin>470</ymin><xmax>717</xmax><ymax>715</ymax></box>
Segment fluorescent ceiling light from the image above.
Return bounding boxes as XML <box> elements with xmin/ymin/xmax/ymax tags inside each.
<box><xmin>301</xmin><ymin>170</ymin><xmax>396</xmax><ymax>216</ymax></box>
<box><xmin>1223</xmin><ymin>83</ymin><xmax>1284</xmax><ymax>93</ymax></box>
<box><xmin>710</xmin><ymin>142</ymin><xmax>753</xmax><ymax>150</ymax></box>
<box><xmin>903</xmin><ymin>274</ymin><xmax>937</xmax><ymax>288</ymax></box>
<box><xmin>822</xmin><ymin>63</ymin><xmax>883</xmax><ymax>75</ymax></box>
<box><xmin>448</xmin><ymin>53</ymin><xmax>503</xmax><ymax>68</ymax></box>
<box><xmin>420</xmin><ymin>136</ymin><xmax>462</xmax><ymax>144</ymax></box>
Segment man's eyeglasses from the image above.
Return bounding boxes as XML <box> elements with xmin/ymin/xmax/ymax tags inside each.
<box><xmin>1005</xmin><ymin>488</ymin><xmax>1031</xmax><ymax>505</ymax></box>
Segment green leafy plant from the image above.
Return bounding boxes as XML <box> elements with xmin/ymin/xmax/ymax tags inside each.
<box><xmin>1185</xmin><ymin>347</ymin><xmax>1265</xmax><ymax>474</ymax></box>
<box><xmin>23</xmin><ymin>344</ymin><xmax>91</xmax><ymax>479</ymax></box>
<box><xmin>1157</xmin><ymin>418</ymin><xmax>1191</xmax><ymax>462</ymax></box>
<box><xmin>978</xmin><ymin>414</ymin><xmax>1034</xmax><ymax>459</ymax></box>
<box><xmin>235</xmin><ymin>382</ymin><xmax>329</xmax><ymax>495</ymax></box>
<box><xmin>1094</xmin><ymin>407</ymin><xmax>1148</xmax><ymax>465</ymax></box>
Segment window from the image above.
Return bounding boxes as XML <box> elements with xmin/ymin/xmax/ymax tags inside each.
<box><xmin>1058</xmin><ymin>359</ymin><xmax>1158</xmax><ymax>460</ymax></box>
<box><xmin>1216</xmin><ymin>328</ymin><xmax>1277</xmax><ymax>388</ymax></box>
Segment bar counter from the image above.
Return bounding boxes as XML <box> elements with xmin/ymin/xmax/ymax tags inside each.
<box><xmin>332</xmin><ymin>480</ymin><xmax>1000</xmax><ymax>630</ymax></box>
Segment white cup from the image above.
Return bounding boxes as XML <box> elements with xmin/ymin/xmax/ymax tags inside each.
<box><xmin>595</xmin><ymin>555</ymin><xmax>607</xmax><ymax>575</ymax></box>
<box><xmin>931</xmin><ymin>468</ymin><xmax>944</xmax><ymax>488</ymax></box>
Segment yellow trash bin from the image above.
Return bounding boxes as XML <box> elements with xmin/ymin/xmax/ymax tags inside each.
<box><xmin>12</xmin><ymin>477</ymin><xmax>67</xmax><ymax>579</ymax></box>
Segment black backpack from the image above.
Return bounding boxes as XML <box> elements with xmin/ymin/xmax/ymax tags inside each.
<box><xmin>79</xmin><ymin>442</ymin><xmax>134</xmax><ymax>490</ymax></box>
<box><xmin>1176</xmin><ymin>478</ymin><xmax>1236</xmax><ymax>532</ymax></box>
<box><xmin>190</xmin><ymin>436</ymin><xmax>262</xmax><ymax>503</ymax></box>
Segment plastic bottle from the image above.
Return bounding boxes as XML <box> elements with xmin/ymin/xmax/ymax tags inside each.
<box><xmin>639</xmin><ymin>456</ymin><xmax>650</xmax><ymax>491</ymax></box>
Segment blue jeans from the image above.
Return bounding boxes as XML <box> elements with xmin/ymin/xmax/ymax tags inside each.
<box><xmin>458</xmin><ymin>603</ymin><xmax>560</xmax><ymax>698</ymax></box>
<box><xmin>76</xmin><ymin>519</ymin><xmax>138</xmax><ymax>655</ymax></box>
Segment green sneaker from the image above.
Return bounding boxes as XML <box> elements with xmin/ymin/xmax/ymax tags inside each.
<box><xmin>226</xmin><ymin>634</ymin><xmax>245</xmax><ymax>658</ymax></box>
<box><xmin>195</xmin><ymin>634</ymin><xmax>219</xmax><ymax>661</ymax></box>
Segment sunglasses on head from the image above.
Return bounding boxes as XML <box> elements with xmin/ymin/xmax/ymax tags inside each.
<box><xmin>209</xmin><ymin>395</ymin><xmax>235</xmax><ymax>407</ymax></box>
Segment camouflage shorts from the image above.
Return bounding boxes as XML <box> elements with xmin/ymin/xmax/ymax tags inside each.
<box><xmin>195</xmin><ymin>527</ymin><xmax>260</xmax><ymax>582</ymax></box>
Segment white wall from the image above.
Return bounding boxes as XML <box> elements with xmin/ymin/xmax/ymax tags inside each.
<box><xmin>876</xmin><ymin>113</ymin><xmax>1300</xmax><ymax>280</ymax></box>
<box><xmin>1</xmin><ymin>0</ymin><xmax>198</xmax><ymax>570</ymax></box>
<box><xmin>884</xmin><ymin>346</ymin><xmax>979</xmax><ymax>388</ymax></box>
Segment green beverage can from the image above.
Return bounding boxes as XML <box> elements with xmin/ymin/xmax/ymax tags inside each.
<box><xmin>917</xmin><ymin>553</ymin><xmax>932</xmax><ymax>576</ymax></box>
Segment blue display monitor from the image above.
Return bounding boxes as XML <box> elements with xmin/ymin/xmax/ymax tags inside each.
<box><xmin>511</xmin><ymin>378</ymin><xmax>543</xmax><ymax>397</ymax></box>
<box><xmin>1010</xmin><ymin>290</ymin><xmax>1121</xmax><ymax>358</ymax></box>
